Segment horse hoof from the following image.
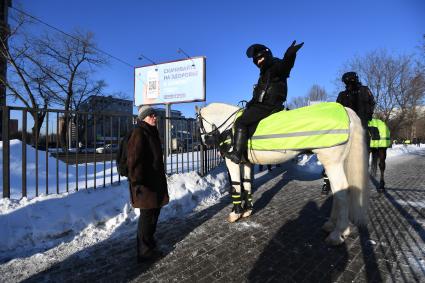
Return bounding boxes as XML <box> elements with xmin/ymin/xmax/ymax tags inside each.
<box><xmin>322</xmin><ymin>221</ymin><xmax>335</xmax><ymax>232</ymax></box>
<box><xmin>242</xmin><ymin>209</ymin><xmax>252</xmax><ymax>218</ymax></box>
<box><xmin>325</xmin><ymin>232</ymin><xmax>345</xmax><ymax>246</ymax></box>
<box><xmin>228</xmin><ymin>212</ymin><xmax>242</xmax><ymax>223</ymax></box>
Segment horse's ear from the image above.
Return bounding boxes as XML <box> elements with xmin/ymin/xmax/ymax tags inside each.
<box><xmin>195</xmin><ymin>105</ymin><xmax>200</xmax><ymax>113</ymax></box>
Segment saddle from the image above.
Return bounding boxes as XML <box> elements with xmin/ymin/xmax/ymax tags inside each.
<box><xmin>247</xmin><ymin>102</ymin><xmax>350</xmax><ymax>151</ymax></box>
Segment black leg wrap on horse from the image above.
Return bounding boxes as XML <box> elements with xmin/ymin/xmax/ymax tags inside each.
<box><xmin>231</xmin><ymin>191</ymin><xmax>242</xmax><ymax>205</ymax></box>
<box><xmin>243</xmin><ymin>191</ymin><xmax>253</xmax><ymax>210</ymax></box>
<box><xmin>231</xmin><ymin>189</ymin><xmax>243</xmax><ymax>213</ymax></box>
<box><xmin>322</xmin><ymin>173</ymin><xmax>330</xmax><ymax>195</ymax></box>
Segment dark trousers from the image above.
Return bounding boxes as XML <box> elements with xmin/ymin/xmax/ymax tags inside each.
<box><xmin>137</xmin><ymin>208</ymin><xmax>161</xmax><ymax>257</ymax></box>
<box><xmin>235</xmin><ymin>106</ymin><xmax>271</xmax><ymax>136</ymax></box>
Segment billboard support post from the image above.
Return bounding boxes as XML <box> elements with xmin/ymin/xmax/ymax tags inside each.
<box><xmin>165</xmin><ymin>104</ymin><xmax>171</xmax><ymax>159</ymax></box>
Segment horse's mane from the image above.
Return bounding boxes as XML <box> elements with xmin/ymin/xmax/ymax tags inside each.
<box><xmin>202</xmin><ymin>103</ymin><xmax>240</xmax><ymax>116</ymax></box>
<box><xmin>200</xmin><ymin>103</ymin><xmax>241</xmax><ymax>130</ymax></box>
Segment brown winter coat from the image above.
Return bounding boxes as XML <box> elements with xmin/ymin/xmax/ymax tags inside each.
<box><xmin>127</xmin><ymin>121</ymin><xmax>169</xmax><ymax>209</ymax></box>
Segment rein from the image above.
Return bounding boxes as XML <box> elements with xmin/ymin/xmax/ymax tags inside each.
<box><xmin>197</xmin><ymin>108</ymin><xmax>241</xmax><ymax>143</ymax></box>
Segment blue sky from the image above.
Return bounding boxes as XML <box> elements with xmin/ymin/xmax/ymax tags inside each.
<box><xmin>12</xmin><ymin>0</ymin><xmax>425</xmax><ymax>117</ymax></box>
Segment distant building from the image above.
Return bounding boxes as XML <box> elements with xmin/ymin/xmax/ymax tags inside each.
<box><xmin>149</xmin><ymin>107</ymin><xmax>198</xmax><ymax>151</ymax></box>
<box><xmin>0</xmin><ymin>119</ymin><xmax>18</xmax><ymax>141</ymax></box>
<box><xmin>78</xmin><ymin>95</ymin><xmax>133</xmax><ymax>145</ymax></box>
<box><xmin>153</xmin><ymin>108</ymin><xmax>183</xmax><ymax>138</ymax></box>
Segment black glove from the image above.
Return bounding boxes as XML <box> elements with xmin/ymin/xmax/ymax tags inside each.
<box><xmin>285</xmin><ymin>40</ymin><xmax>304</xmax><ymax>56</ymax></box>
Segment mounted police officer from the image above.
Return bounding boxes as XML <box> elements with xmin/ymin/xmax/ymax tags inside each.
<box><xmin>225</xmin><ymin>40</ymin><xmax>304</xmax><ymax>164</ymax></box>
<box><xmin>337</xmin><ymin>72</ymin><xmax>375</xmax><ymax>131</ymax></box>
<box><xmin>322</xmin><ymin>71</ymin><xmax>375</xmax><ymax>194</ymax></box>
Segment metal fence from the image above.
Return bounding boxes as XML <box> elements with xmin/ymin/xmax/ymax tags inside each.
<box><xmin>1</xmin><ymin>106</ymin><xmax>223</xmax><ymax>199</ymax></box>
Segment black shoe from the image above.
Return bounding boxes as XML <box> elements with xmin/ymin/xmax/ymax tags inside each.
<box><xmin>137</xmin><ymin>248</ymin><xmax>154</xmax><ymax>263</ymax></box>
<box><xmin>137</xmin><ymin>249</ymin><xmax>164</xmax><ymax>263</ymax></box>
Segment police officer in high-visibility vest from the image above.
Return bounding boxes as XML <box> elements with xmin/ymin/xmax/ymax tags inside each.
<box><xmin>368</xmin><ymin>118</ymin><xmax>391</xmax><ymax>148</ymax></box>
<box><xmin>225</xmin><ymin>41</ymin><xmax>304</xmax><ymax>164</ymax></box>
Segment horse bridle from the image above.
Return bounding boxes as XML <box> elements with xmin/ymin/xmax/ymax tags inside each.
<box><xmin>196</xmin><ymin>108</ymin><xmax>241</xmax><ymax>145</ymax></box>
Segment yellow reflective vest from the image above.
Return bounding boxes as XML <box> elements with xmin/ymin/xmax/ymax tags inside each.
<box><xmin>368</xmin><ymin>118</ymin><xmax>391</xmax><ymax>148</ymax></box>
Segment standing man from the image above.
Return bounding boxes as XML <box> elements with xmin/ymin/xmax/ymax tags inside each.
<box><xmin>127</xmin><ymin>105</ymin><xmax>169</xmax><ymax>262</ymax></box>
<box><xmin>322</xmin><ymin>71</ymin><xmax>375</xmax><ymax>194</ymax></box>
<box><xmin>225</xmin><ymin>40</ymin><xmax>304</xmax><ymax>164</ymax></box>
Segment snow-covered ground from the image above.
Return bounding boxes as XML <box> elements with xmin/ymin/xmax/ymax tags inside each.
<box><xmin>0</xmin><ymin>142</ymin><xmax>423</xmax><ymax>266</ymax></box>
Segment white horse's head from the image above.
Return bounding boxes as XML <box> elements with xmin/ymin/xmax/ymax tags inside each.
<box><xmin>196</xmin><ymin>103</ymin><xmax>240</xmax><ymax>147</ymax></box>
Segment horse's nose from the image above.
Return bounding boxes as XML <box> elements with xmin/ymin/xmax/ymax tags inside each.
<box><xmin>204</xmin><ymin>135</ymin><xmax>214</xmax><ymax>146</ymax></box>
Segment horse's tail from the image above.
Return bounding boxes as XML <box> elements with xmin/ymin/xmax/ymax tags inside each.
<box><xmin>345</xmin><ymin>110</ymin><xmax>369</xmax><ymax>226</ymax></box>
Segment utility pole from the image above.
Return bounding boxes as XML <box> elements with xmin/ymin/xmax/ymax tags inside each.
<box><xmin>0</xmin><ymin>0</ymin><xmax>10</xmax><ymax>106</ymax></box>
<box><xmin>0</xmin><ymin>0</ymin><xmax>11</xmax><ymax>140</ymax></box>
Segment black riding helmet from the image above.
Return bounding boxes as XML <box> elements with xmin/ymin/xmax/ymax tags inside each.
<box><xmin>342</xmin><ymin>72</ymin><xmax>359</xmax><ymax>85</ymax></box>
<box><xmin>246</xmin><ymin>44</ymin><xmax>273</xmax><ymax>65</ymax></box>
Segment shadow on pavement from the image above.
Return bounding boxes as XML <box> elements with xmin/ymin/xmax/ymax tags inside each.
<box><xmin>248</xmin><ymin>198</ymin><xmax>352</xmax><ymax>282</ymax></box>
<box><xmin>367</xmin><ymin>188</ymin><xmax>425</xmax><ymax>282</ymax></box>
<box><xmin>22</xmin><ymin>164</ymin><xmax>301</xmax><ymax>282</ymax></box>
<box><xmin>22</xmin><ymin>192</ymin><xmax>233</xmax><ymax>282</ymax></box>
<box><xmin>252</xmin><ymin>158</ymin><xmax>323</xmax><ymax>216</ymax></box>
<box><xmin>384</xmin><ymin>190</ymin><xmax>425</xmax><ymax>242</ymax></box>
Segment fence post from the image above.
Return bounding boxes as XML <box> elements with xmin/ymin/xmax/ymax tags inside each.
<box><xmin>2</xmin><ymin>106</ymin><xmax>10</xmax><ymax>198</ymax></box>
<box><xmin>165</xmin><ymin>105</ymin><xmax>171</xmax><ymax>171</ymax></box>
<box><xmin>22</xmin><ymin>109</ymin><xmax>27</xmax><ymax>198</ymax></box>
<box><xmin>200</xmin><ymin>144</ymin><xmax>205</xmax><ymax>176</ymax></box>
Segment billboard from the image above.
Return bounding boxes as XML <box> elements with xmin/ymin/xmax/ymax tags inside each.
<box><xmin>134</xmin><ymin>56</ymin><xmax>206</xmax><ymax>105</ymax></box>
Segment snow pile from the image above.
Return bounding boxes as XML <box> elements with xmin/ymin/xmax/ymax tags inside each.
<box><xmin>386</xmin><ymin>144</ymin><xmax>424</xmax><ymax>158</ymax></box>
<box><xmin>0</xmin><ymin>166</ymin><xmax>228</xmax><ymax>261</ymax></box>
<box><xmin>0</xmin><ymin>140</ymin><xmax>120</xmax><ymax>199</ymax></box>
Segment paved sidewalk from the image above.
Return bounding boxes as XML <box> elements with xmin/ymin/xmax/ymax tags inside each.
<box><xmin>10</xmin><ymin>150</ymin><xmax>425</xmax><ymax>282</ymax></box>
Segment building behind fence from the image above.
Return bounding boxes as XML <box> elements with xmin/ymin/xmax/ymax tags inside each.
<box><xmin>1</xmin><ymin>105</ymin><xmax>223</xmax><ymax>199</ymax></box>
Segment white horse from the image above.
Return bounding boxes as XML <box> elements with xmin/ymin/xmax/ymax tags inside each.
<box><xmin>196</xmin><ymin>103</ymin><xmax>369</xmax><ymax>245</ymax></box>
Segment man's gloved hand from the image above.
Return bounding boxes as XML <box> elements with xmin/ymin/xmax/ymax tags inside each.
<box><xmin>285</xmin><ymin>40</ymin><xmax>304</xmax><ymax>56</ymax></box>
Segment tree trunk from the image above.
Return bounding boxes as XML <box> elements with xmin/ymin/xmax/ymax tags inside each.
<box><xmin>30</xmin><ymin>110</ymin><xmax>46</xmax><ymax>146</ymax></box>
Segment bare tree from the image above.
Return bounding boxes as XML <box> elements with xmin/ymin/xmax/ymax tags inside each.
<box><xmin>307</xmin><ymin>84</ymin><xmax>328</xmax><ymax>102</ymax></box>
<box><xmin>31</xmin><ymin>30</ymin><xmax>107</xmax><ymax>112</ymax></box>
<box><xmin>0</xmin><ymin>11</ymin><xmax>50</xmax><ymax>141</ymax></box>
<box><xmin>342</xmin><ymin>49</ymin><xmax>425</xmax><ymax>138</ymax></box>
<box><xmin>341</xmin><ymin>50</ymin><xmax>400</xmax><ymax>122</ymax></box>
<box><xmin>0</xmin><ymin>9</ymin><xmax>108</xmax><ymax>145</ymax></box>
<box><xmin>287</xmin><ymin>96</ymin><xmax>309</xmax><ymax>109</ymax></box>
<box><xmin>287</xmin><ymin>84</ymin><xmax>328</xmax><ymax>109</ymax></box>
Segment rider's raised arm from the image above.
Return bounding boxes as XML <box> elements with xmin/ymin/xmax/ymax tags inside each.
<box><xmin>275</xmin><ymin>40</ymin><xmax>304</xmax><ymax>77</ymax></box>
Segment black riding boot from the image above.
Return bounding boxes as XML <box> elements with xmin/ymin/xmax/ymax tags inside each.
<box><xmin>225</xmin><ymin>128</ymin><xmax>248</xmax><ymax>164</ymax></box>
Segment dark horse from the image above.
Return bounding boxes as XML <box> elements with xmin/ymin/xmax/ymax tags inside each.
<box><xmin>370</xmin><ymin>147</ymin><xmax>387</xmax><ymax>192</ymax></box>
